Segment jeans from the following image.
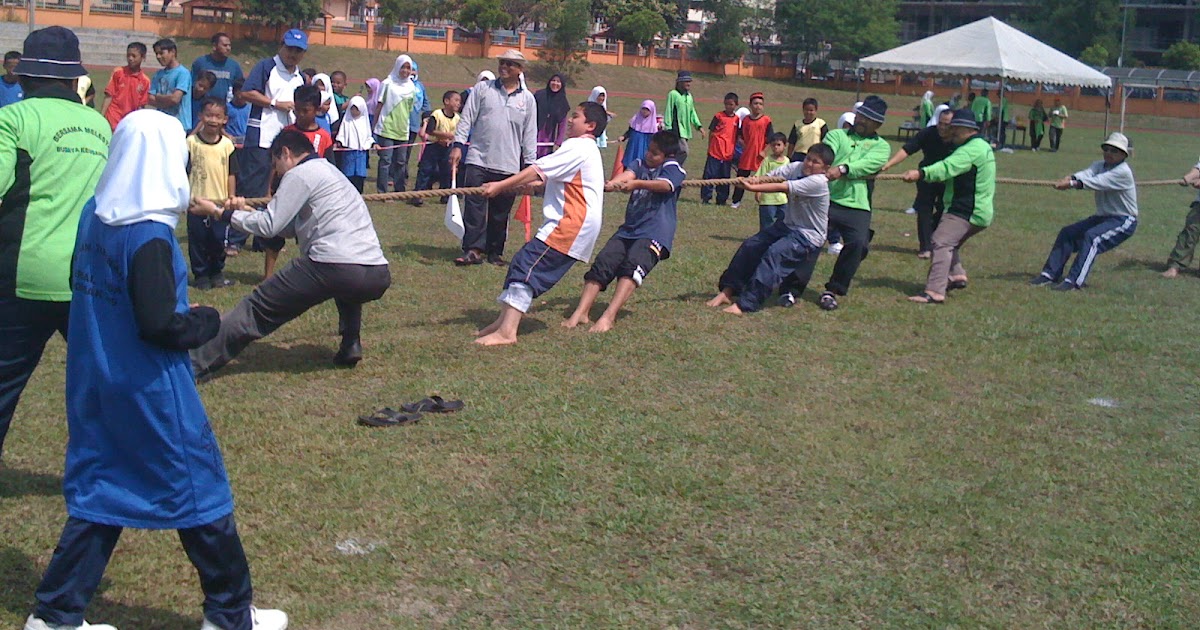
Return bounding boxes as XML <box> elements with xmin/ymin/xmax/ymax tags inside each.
<box><xmin>375</xmin><ymin>132</ymin><xmax>415</xmax><ymax>193</ymax></box>
<box><xmin>414</xmin><ymin>144</ymin><xmax>452</xmax><ymax>194</ymax></box>
<box><xmin>758</xmin><ymin>205</ymin><xmax>785</xmax><ymax>231</ymax></box>
<box><xmin>34</xmin><ymin>514</ymin><xmax>253</xmax><ymax>630</ymax></box>
<box><xmin>1039</xmin><ymin>214</ymin><xmax>1137</xmax><ymax>285</ymax></box>
<box><xmin>1049</xmin><ymin>126</ymin><xmax>1063</xmax><ymax>151</ymax></box>
<box><xmin>0</xmin><ymin>297</ymin><xmax>69</xmax><ymax>458</ymax></box>
<box><xmin>187</xmin><ymin>214</ymin><xmax>230</xmax><ymax>280</ymax></box>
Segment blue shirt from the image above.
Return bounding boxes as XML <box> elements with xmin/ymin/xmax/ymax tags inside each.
<box><xmin>150</xmin><ymin>64</ymin><xmax>192</xmax><ymax>130</ymax></box>
<box><xmin>243</xmin><ymin>55</ymin><xmax>304</xmax><ymax>150</ymax></box>
<box><xmin>615</xmin><ymin>159</ymin><xmax>686</xmax><ymax>253</ymax></box>
<box><xmin>409</xmin><ymin>78</ymin><xmax>432</xmax><ymax>133</ymax></box>
<box><xmin>225</xmin><ymin>100</ymin><xmax>249</xmax><ymax>141</ymax></box>
<box><xmin>191</xmin><ymin>54</ymin><xmax>244</xmax><ymax>103</ymax></box>
<box><xmin>0</xmin><ymin>77</ymin><xmax>23</xmax><ymax>107</ymax></box>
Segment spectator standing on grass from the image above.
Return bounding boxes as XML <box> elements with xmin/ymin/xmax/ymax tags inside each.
<box><xmin>336</xmin><ymin>95</ymin><xmax>373</xmax><ymax>192</ymax></box>
<box><xmin>101</xmin><ymin>42</ymin><xmax>149</xmax><ymax>130</ymax></box>
<box><xmin>1048</xmin><ymin>97</ymin><xmax>1068</xmax><ymax>152</ymax></box>
<box><xmin>0</xmin><ymin>51</ymin><xmax>23</xmax><ymax>107</ymax></box>
<box><xmin>787</xmin><ymin>97</ymin><xmax>828</xmax><ymax>163</ymax></box>
<box><xmin>190</xmin><ymin>70</ymin><xmax>216</xmax><ymax>131</ymax></box>
<box><xmin>187</xmin><ymin>98</ymin><xmax>237</xmax><ymax>291</ymax></box>
<box><xmin>191</xmin><ymin>31</ymin><xmax>243</xmax><ymax>103</ymax></box>
<box><xmin>700</xmin><ymin>92</ymin><xmax>738</xmax><ymax>206</ymax></box>
<box><xmin>731</xmin><ymin>92</ymin><xmax>773</xmax><ymax>209</ymax></box>
<box><xmin>373</xmin><ymin>54</ymin><xmax>419</xmax><ymax>193</ymax></box>
<box><xmin>0</xmin><ymin>26</ymin><xmax>110</xmax><ymax>463</ymax></box>
<box><xmin>971</xmin><ymin>88</ymin><xmax>993</xmax><ymax>140</ymax></box>
<box><xmin>450</xmin><ymin>50</ymin><xmax>537</xmax><ymax>268</ymax></box>
<box><xmin>147</xmin><ymin>38</ymin><xmax>192</xmax><ymax>130</ymax></box>
<box><xmin>918</xmin><ymin>90</ymin><xmax>934</xmax><ymax>126</ymax></box>
<box><xmin>234</xmin><ymin>29</ymin><xmax>306</xmax><ymax>258</ymax></box>
<box><xmin>1029</xmin><ymin>99</ymin><xmax>1047</xmax><ymax>151</ymax></box>
<box><xmin>1031</xmin><ymin>132</ymin><xmax>1137</xmax><ymax>291</ymax></box>
<box><xmin>619</xmin><ymin>99</ymin><xmax>658</xmax><ymax>170</ymax></box>
<box><xmin>535</xmin><ymin>73</ymin><xmax>570</xmax><ymax>158</ymax></box>
<box><xmin>409</xmin><ymin>61</ymin><xmax>432</xmax><ymax>152</ymax></box>
<box><xmin>1161</xmin><ymin>158</ymin><xmax>1200</xmax><ymax>279</ymax></box>
<box><xmin>225</xmin><ymin>78</ymin><xmax>249</xmax><ymax>143</ymax></box>
<box><xmin>663</xmin><ymin>70</ymin><xmax>704</xmax><ymax>164</ymax></box>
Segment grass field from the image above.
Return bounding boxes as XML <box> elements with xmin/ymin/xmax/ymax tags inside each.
<box><xmin>3</xmin><ymin>54</ymin><xmax>1200</xmax><ymax>628</ymax></box>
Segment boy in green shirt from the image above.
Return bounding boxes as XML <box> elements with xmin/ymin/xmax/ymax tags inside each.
<box><xmin>753</xmin><ymin>132</ymin><xmax>789</xmax><ymax>229</ymax></box>
<box><xmin>971</xmin><ymin>88</ymin><xmax>993</xmax><ymax>139</ymax></box>
<box><xmin>901</xmin><ymin>109</ymin><xmax>995</xmax><ymax>304</ymax></box>
<box><xmin>663</xmin><ymin>70</ymin><xmax>704</xmax><ymax>165</ymax></box>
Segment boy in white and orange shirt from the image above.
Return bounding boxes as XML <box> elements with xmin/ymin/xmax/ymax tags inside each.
<box><xmin>474</xmin><ymin>101</ymin><xmax>608</xmax><ymax>346</ymax></box>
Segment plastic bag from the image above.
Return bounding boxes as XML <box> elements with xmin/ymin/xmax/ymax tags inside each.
<box><xmin>444</xmin><ymin>172</ymin><xmax>464</xmax><ymax>239</ymax></box>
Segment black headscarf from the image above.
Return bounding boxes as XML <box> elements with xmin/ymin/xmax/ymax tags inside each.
<box><xmin>534</xmin><ymin>74</ymin><xmax>570</xmax><ymax>135</ymax></box>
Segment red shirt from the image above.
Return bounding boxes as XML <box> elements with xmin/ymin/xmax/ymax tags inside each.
<box><xmin>102</xmin><ymin>66</ymin><xmax>150</xmax><ymax>131</ymax></box>
<box><xmin>737</xmin><ymin>114</ymin><xmax>774</xmax><ymax>172</ymax></box>
<box><xmin>707</xmin><ymin>111</ymin><xmax>739</xmax><ymax>161</ymax></box>
<box><xmin>285</xmin><ymin>124</ymin><xmax>334</xmax><ymax>159</ymax></box>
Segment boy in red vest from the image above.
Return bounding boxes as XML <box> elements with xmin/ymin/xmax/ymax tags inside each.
<box><xmin>700</xmin><ymin>92</ymin><xmax>738</xmax><ymax>206</ymax></box>
<box><xmin>731</xmin><ymin>92</ymin><xmax>773</xmax><ymax>209</ymax></box>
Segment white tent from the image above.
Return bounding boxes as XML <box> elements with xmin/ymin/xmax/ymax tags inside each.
<box><xmin>859</xmin><ymin>17</ymin><xmax>1112</xmax><ymax>88</ymax></box>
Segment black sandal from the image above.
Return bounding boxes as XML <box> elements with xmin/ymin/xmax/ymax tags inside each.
<box><xmin>908</xmin><ymin>291</ymin><xmax>945</xmax><ymax>304</ymax></box>
<box><xmin>401</xmin><ymin>396</ymin><xmax>465</xmax><ymax>414</ymax></box>
<box><xmin>818</xmin><ymin>292</ymin><xmax>839</xmax><ymax>311</ymax></box>
<box><xmin>947</xmin><ymin>279</ymin><xmax>968</xmax><ymax>291</ymax></box>
<box><xmin>357</xmin><ymin>408</ymin><xmax>422</xmax><ymax>427</ymax></box>
<box><xmin>454</xmin><ymin>251</ymin><xmax>484</xmax><ymax>266</ymax></box>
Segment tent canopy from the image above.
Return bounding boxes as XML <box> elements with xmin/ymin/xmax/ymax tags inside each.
<box><xmin>859</xmin><ymin>17</ymin><xmax>1112</xmax><ymax>88</ymax></box>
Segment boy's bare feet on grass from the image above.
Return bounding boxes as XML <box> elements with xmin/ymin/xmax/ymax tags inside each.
<box><xmin>475</xmin><ymin>331</ymin><xmax>517</xmax><ymax>346</ymax></box>
<box><xmin>721</xmin><ymin>303</ymin><xmax>745</xmax><ymax>315</ymax></box>
<box><xmin>1163</xmin><ymin>267</ymin><xmax>1180</xmax><ymax>278</ymax></box>
<box><xmin>706</xmin><ymin>290</ymin><xmax>733</xmax><ymax>308</ymax></box>
<box><xmin>588</xmin><ymin>318</ymin><xmax>614</xmax><ymax>333</ymax></box>
<box><xmin>476</xmin><ymin>320</ymin><xmax>501</xmax><ymax>337</ymax></box>
<box><xmin>562</xmin><ymin>313</ymin><xmax>590</xmax><ymax>328</ymax></box>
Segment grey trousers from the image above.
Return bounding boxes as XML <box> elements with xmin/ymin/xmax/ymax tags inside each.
<box><xmin>925</xmin><ymin>214</ymin><xmax>984</xmax><ymax>295</ymax></box>
<box><xmin>192</xmin><ymin>256</ymin><xmax>391</xmax><ymax>375</ymax></box>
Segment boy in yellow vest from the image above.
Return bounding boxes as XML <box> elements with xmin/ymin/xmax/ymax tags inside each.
<box><xmin>787</xmin><ymin>97</ymin><xmax>828</xmax><ymax>162</ymax></box>
<box><xmin>186</xmin><ymin>96</ymin><xmax>237</xmax><ymax>290</ymax></box>
<box><xmin>411</xmin><ymin>89</ymin><xmax>461</xmax><ymax>206</ymax></box>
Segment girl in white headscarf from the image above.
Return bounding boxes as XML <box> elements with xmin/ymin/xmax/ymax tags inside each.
<box><xmin>375</xmin><ymin>54</ymin><xmax>418</xmax><ymax>193</ymax></box>
<box><xmin>32</xmin><ymin>109</ymin><xmax>290</xmax><ymax>630</ymax></box>
<box><xmin>927</xmin><ymin>103</ymin><xmax>950</xmax><ymax>128</ymax></box>
<box><xmin>587</xmin><ymin>86</ymin><xmax>613</xmax><ymax>148</ymax></box>
<box><xmin>312</xmin><ymin>72</ymin><xmax>340</xmax><ymax>132</ymax></box>
<box><xmin>920</xmin><ymin>90</ymin><xmax>935</xmax><ymax>126</ymax></box>
<box><xmin>336</xmin><ymin>95</ymin><xmax>374</xmax><ymax>192</ymax></box>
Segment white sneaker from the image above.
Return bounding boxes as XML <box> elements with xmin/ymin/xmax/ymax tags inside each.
<box><xmin>730</xmin><ymin>202</ymin><xmax>740</xmax><ymax>209</ymax></box>
<box><xmin>200</xmin><ymin>607</ymin><xmax>288</xmax><ymax>630</ymax></box>
<box><xmin>904</xmin><ymin>207</ymin><xmax>916</xmax><ymax>215</ymax></box>
<box><xmin>827</xmin><ymin>242</ymin><xmax>844</xmax><ymax>255</ymax></box>
<box><xmin>25</xmin><ymin>615</ymin><xmax>118</xmax><ymax>630</ymax></box>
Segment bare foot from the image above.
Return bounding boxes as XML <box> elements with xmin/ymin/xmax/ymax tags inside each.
<box><xmin>721</xmin><ymin>303</ymin><xmax>744</xmax><ymax>315</ymax></box>
<box><xmin>474</xmin><ymin>331</ymin><xmax>517</xmax><ymax>346</ymax></box>
<box><xmin>562</xmin><ymin>314</ymin><xmax>590</xmax><ymax>328</ymax></box>
<box><xmin>476</xmin><ymin>319</ymin><xmax>501</xmax><ymax>337</ymax></box>
<box><xmin>705</xmin><ymin>293</ymin><xmax>732</xmax><ymax>307</ymax></box>
<box><xmin>588</xmin><ymin>318</ymin><xmax>613</xmax><ymax>333</ymax></box>
<box><xmin>1163</xmin><ymin>267</ymin><xmax>1180</xmax><ymax>279</ymax></box>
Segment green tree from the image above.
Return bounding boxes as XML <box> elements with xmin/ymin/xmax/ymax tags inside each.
<box><xmin>457</xmin><ymin>0</ymin><xmax>510</xmax><ymax>31</ymax></box>
<box><xmin>695</xmin><ymin>0</ymin><xmax>750</xmax><ymax>64</ymax></box>
<box><xmin>592</xmin><ymin>0</ymin><xmax>689</xmax><ymax>37</ymax></box>
<box><xmin>540</xmin><ymin>0</ymin><xmax>592</xmax><ymax>75</ymax></box>
<box><xmin>1161</xmin><ymin>41</ymin><xmax>1200</xmax><ymax>70</ymax></box>
<box><xmin>775</xmin><ymin>0</ymin><xmax>898</xmax><ymax>74</ymax></box>
<box><xmin>1030</xmin><ymin>0</ymin><xmax>1121</xmax><ymax>58</ymax></box>
<box><xmin>614</xmin><ymin>9</ymin><xmax>668</xmax><ymax>47</ymax></box>
<box><xmin>1079</xmin><ymin>43</ymin><xmax>1110</xmax><ymax>67</ymax></box>
<box><xmin>238</xmin><ymin>0</ymin><xmax>322</xmax><ymax>26</ymax></box>
<box><xmin>377</xmin><ymin>0</ymin><xmax>439</xmax><ymax>25</ymax></box>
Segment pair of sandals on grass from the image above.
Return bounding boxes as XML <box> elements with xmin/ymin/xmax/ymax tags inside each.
<box><xmin>358</xmin><ymin>396</ymin><xmax>465</xmax><ymax>427</ymax></box>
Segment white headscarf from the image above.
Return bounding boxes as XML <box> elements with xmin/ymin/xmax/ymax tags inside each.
<box><xmin>837</xmin><ymin>112</ymin><xmax>856</xmax><ymax>129</ymax></box>
<box><xmin>735</xmin><ymin>106</ymin><xmax>750</xmax><ymax>122</ymax></box>
<box><xmin>477</xmin><ymin>70</ymin><xmax>495</xmax><ymax>82</ymax></box>
<box><xmin>312</xmin><ymin>72</ymin><xmax>339</xmax><ymax>125</ymax></box>
<box><xmin>922</xmin><ymin>90</ymin><xmax>934</xmax><ymax>105</ymax></box>
<box><xmin>518</xmin><ymin>71</ymin><xmax>528</xmax><ymax>91</ymax></box>
<box><xmin>927</xmin><ymin>103</ymin><xmax>950</xmax><ymax>127</ymax></box>
<box><xmin>588</xmin><ymin>86</ymin><xmax>606</xmax><ymax>104</ymax></box>
<box><xmin>387</xmin><ymin>54</ymin><xmax>415</xmax><ymax>85</ymax></box>
<box><xmin>379</xmin><ymin>55</ymin><xmax>416</xmax><ymax>106</ymax></box>
<box><xmin>94</xmin><ymin>110</ymin><xmax>189</xmax><ymax>229</ymax></box>
<box><xmin>336</xmin><ymin>95</ymin><xmax>373</xmax><ymax>151</ymax></box>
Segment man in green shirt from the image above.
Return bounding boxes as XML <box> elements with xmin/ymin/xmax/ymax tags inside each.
<box><xmin>971</xmin><ymin>87</ymin><xmax>993</xmax><ymax>139</ymax></box>
<box><xmin>902</xmin><ymin>108</ymin><xmax>995</xmax><ymax>304</ymax></box>
<box><xmin>786</xmin><ymin>96</ymin><xmax>891</xmax><ymax>311</ymax></box>
<box><xmin>1048</xmin><ymin>97</ymin><xmax>1068</xmax><ymax>151</ymax></box>
<box><xmin>0</xmin><ymin>27</ymin><xmax>110</xmax><ymax>460</ymax></box>
<box><xmin>663</xmin><ymin>70</ymin><xmax>705</xmax><ymax>165</ymax></box>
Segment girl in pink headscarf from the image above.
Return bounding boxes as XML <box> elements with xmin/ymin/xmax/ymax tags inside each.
<box><xmin>618</xmin><ymin>99</ymin><xmax>658</xmax><ymax>169</ymax></box>
<box><xmin>364</xmin><ymin>77</ymin><xmax>381</xmax><ymax>127</ymax></box>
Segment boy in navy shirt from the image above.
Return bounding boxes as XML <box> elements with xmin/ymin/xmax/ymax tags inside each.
<box><xmin>563</xmin><ymin>130</ymin><xmax>685</xmax><ymax>333</ymax></box>
<box><xmin>0</xmin><ymin>51</ymin><xmax>23</xmax><ymax>107</ymax></box>
<box><xmin>224</xmin><ymin>78</ymin><xmax>249</xmax><ymax>142</ymax></box>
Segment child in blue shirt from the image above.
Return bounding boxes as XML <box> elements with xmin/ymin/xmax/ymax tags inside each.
<box><xmin>147</xmin><ymin>38</ymin><xmax>191</xmax><ymax>130</ymax></box>
<box><xmin>563</xmin><ymin>130</ymin><xmax>686</xmax><ymax>333</ymax></box>
<box><xmin>0</xmin><ymin>51</ymin><xmax>24</xmax><ymax>107</ymax></box>
<box><xmin>189</xmin><ymin>70</ymin><xmax>215</xmax><ymax>132</ymax></box>
<box><xmin>224</xmin><ymin>78</ymin><xmax>249</xmax><ymax>143</ymax></box>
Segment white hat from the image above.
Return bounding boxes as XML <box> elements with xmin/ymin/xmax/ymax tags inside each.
<box><xmin>497</xmin><ymin>49</ymin><xmax>526</xmax><ymax>65</ymax></box>
<box><xmin>1101</xmin><ymin>132</ymin><xmax>1130</xmax><ymax>156</ymax></box>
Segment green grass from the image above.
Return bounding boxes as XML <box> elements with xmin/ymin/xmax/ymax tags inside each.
<box><xmin>4</xmin><ymin>62</ymin><xmax>1200</xmax><ymax>628</ymax></box>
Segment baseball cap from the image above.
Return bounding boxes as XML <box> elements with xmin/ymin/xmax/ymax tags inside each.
<box><xmin>282</xmin><ymin>29</ymin><xmax>308</xmax><ymax>51</ymax></box>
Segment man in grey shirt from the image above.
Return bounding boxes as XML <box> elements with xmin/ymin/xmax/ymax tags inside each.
<box><xmin>449</xmin><ymin>49</ymin><xmax>537</xmax><ymax>267</ymax></box>
<box><xmin>188</xmin><ymin>129</ymin><xmax>392</xmax><ymax>374</ymax></box>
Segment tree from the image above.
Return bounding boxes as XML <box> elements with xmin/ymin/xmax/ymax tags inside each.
<box><xmin>540</xmin><ymin>0</ymin><xmax>592</xmax><ymax>75</ymax></box>
<box><xmin>238</xmin><ymin>0</ymin><xmax>322</xmax><ymax>26</ymax></box>
<box><xmin>775</xmin><ymin>0</ymin><xmax>898</xmax><ymax>76</ymax></box>
<box><xmin>614</xmin><ymin>9</ymin><xmax>668</xmax><ymax>47</ymax></box>
<box><xmin>1079</xmin><ymin>43</ymin><xmax>1110</xmax><ymax>67</ymax></box>
<box><xmin>694</xmin><ymin>0</ymin><xmax>750</xmax><ymax>64</ymax></box>
<box><xmin>1162</xmin><ymin>41</ymin><xmax>1200</xmax><ymax>70</ymax></box>
<box><xmin>377</xmin><ymin>0</ymin><xmax>438</xmax><ymax>26</ymax></box>
<box><xmin>592</xmin><ymin>0</ymin><xmax>689</xmax><ymax>37</ymax></box>
<box><xmin>457</xmin><ymin>0</ymin><xmax>510</xmax><ymax>31</ymax></box>
<box><xmin>1029</xmin><ymin>0</ymin><xmax>1121</xmax><ymax>58</ymax></box>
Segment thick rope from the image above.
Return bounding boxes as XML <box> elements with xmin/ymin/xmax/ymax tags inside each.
<box><xmin>235</xmin><ymin>176</ymin><xmax>1186</xmax><ymax>206</ymax></box>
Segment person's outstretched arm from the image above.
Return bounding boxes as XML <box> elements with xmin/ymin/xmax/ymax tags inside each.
<box><xmin>129</xmin><ymin>238</ymin><xmax>220</xmax><ymax>350</ymax></box>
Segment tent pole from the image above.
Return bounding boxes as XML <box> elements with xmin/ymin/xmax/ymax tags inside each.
<box><xmin>1104</xmin><ymin>81</ymin><xmax>1112</xmax><ymax>136</ymax></box>
<box><xmin>999</xmin><ymin>76</ymin><xmax>1006</xmax><ymax>146</ymax></box>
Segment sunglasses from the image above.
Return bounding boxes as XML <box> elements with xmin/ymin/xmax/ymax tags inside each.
<box><xmin>498</xmin><ymin>60</ymin><xmax>521</xmax><ymax>68</ymax></box>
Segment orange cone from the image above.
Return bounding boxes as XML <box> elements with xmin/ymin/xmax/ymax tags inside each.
<box><xmin>611</xmin><ymin>143</ymin><xmax>626</xmax><ymax>178</ymax></box>
<box><xmin>515</xmin><ymin>194</ymin><xmax>532</xmax><ymax>242</ymax></box>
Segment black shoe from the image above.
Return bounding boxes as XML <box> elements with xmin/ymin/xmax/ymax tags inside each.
<box><xmin>194</xmin><ymin>277</ymin><xmax>212</xmax><ymax>291</ymax></box>
<box><xmin>487</xmin><ymin>254</ymin><xmax>508</xmax><ymax>267</ymax></box>
<box><xmin>1029</xmin><ymin>275</ymin><xmax>1055</xmax><ymax>287</ymax></box>
<box><xmin>818</xmin><ymin>291</ymin><xmax>838</xmax><ymax>311</ymax></box>
<box><xmin>333</xmin><ymin>339</ymin><xmax>363</xmax><ymax>366</ymax></box>
<box><xmin>778</xmin><ymin>292</ymin><xmax>796</xmax><ymax>308</ymax></box>
<box><xmin>408</xmin><ymin>198</ymin><xmax>424</xmax><ymax>207</ymax></box>
<box><xmin>210</xmin><ymin>274</ymin><xmax>236</xmax><ymax>288</ymax></box>
<box><xmin>1052</xmin><ymin>280</ymin><xmax>1080</xmax><ymax>291</ymax></box>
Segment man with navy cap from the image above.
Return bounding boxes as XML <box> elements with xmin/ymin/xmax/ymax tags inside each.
<box><xmin>228</xmin><ymin>28</ymin><xmax>307</xmax><ymax>266</ymax></box>
<box><xmin>0</xmin><ymin>26</ymin><xmax>110</xmax><ymax>463</ymax></box>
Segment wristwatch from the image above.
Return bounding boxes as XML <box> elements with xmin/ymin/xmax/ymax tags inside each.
<box><xmin>840</xmin><ymin>164</ymin><xmax>849</xmax><ymax>175</ymax></box>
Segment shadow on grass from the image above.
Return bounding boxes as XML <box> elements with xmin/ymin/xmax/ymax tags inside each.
<box><xmin>0</xmin><ymin>468</ymin><xmax>60</xmax><ymax>498</ymax></box>
<box><xmin>0</xmin><ymin>547</ymin><xmax>198</xmax><ymax>629</ymax></box>
<box><xmin>203</xmin><ymin>343</ymin><xmax>337</xmax><ymax>381</ymax></box>
<box><xmin>1114</xmin><ymin>258</ymin><xmax>1166</xmax><ymax>273</ymax></box>
<box><xmin>985</xmin><ymin>270</ymin><xmax>1041</xmax><ymax>282</ymax></box>
<box><xmin>664</xmin><ymin>291</ymin><xmax>713</xmax><ymax>303</ymax></box>
<box><xmin>709</xmin><ymin>234</ymin><xmax>746</xmax><ymax>243</ymax></box>
<box><xmin>434</xmin><ymin>309</ymin><xmax>553</xmax><ymax>337</ymax></box>
<box><xmin>218</xmin><ymin>271</ymin><xmax>267</xmax><ymax>287</ymax></box>
<box><xmin>389</xmin><ymin>242</ymin><xmax>462</xmax><ymax>264</ymax></box>
<box><xmin>853</xmin><ymin>275</ymin><xmax>926</xmax><ymax>296</ymax></box>
<box><xmin>865</xmin><ymin>243</ymin><xmax>920</xmax><ymax>256</ymax></box>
